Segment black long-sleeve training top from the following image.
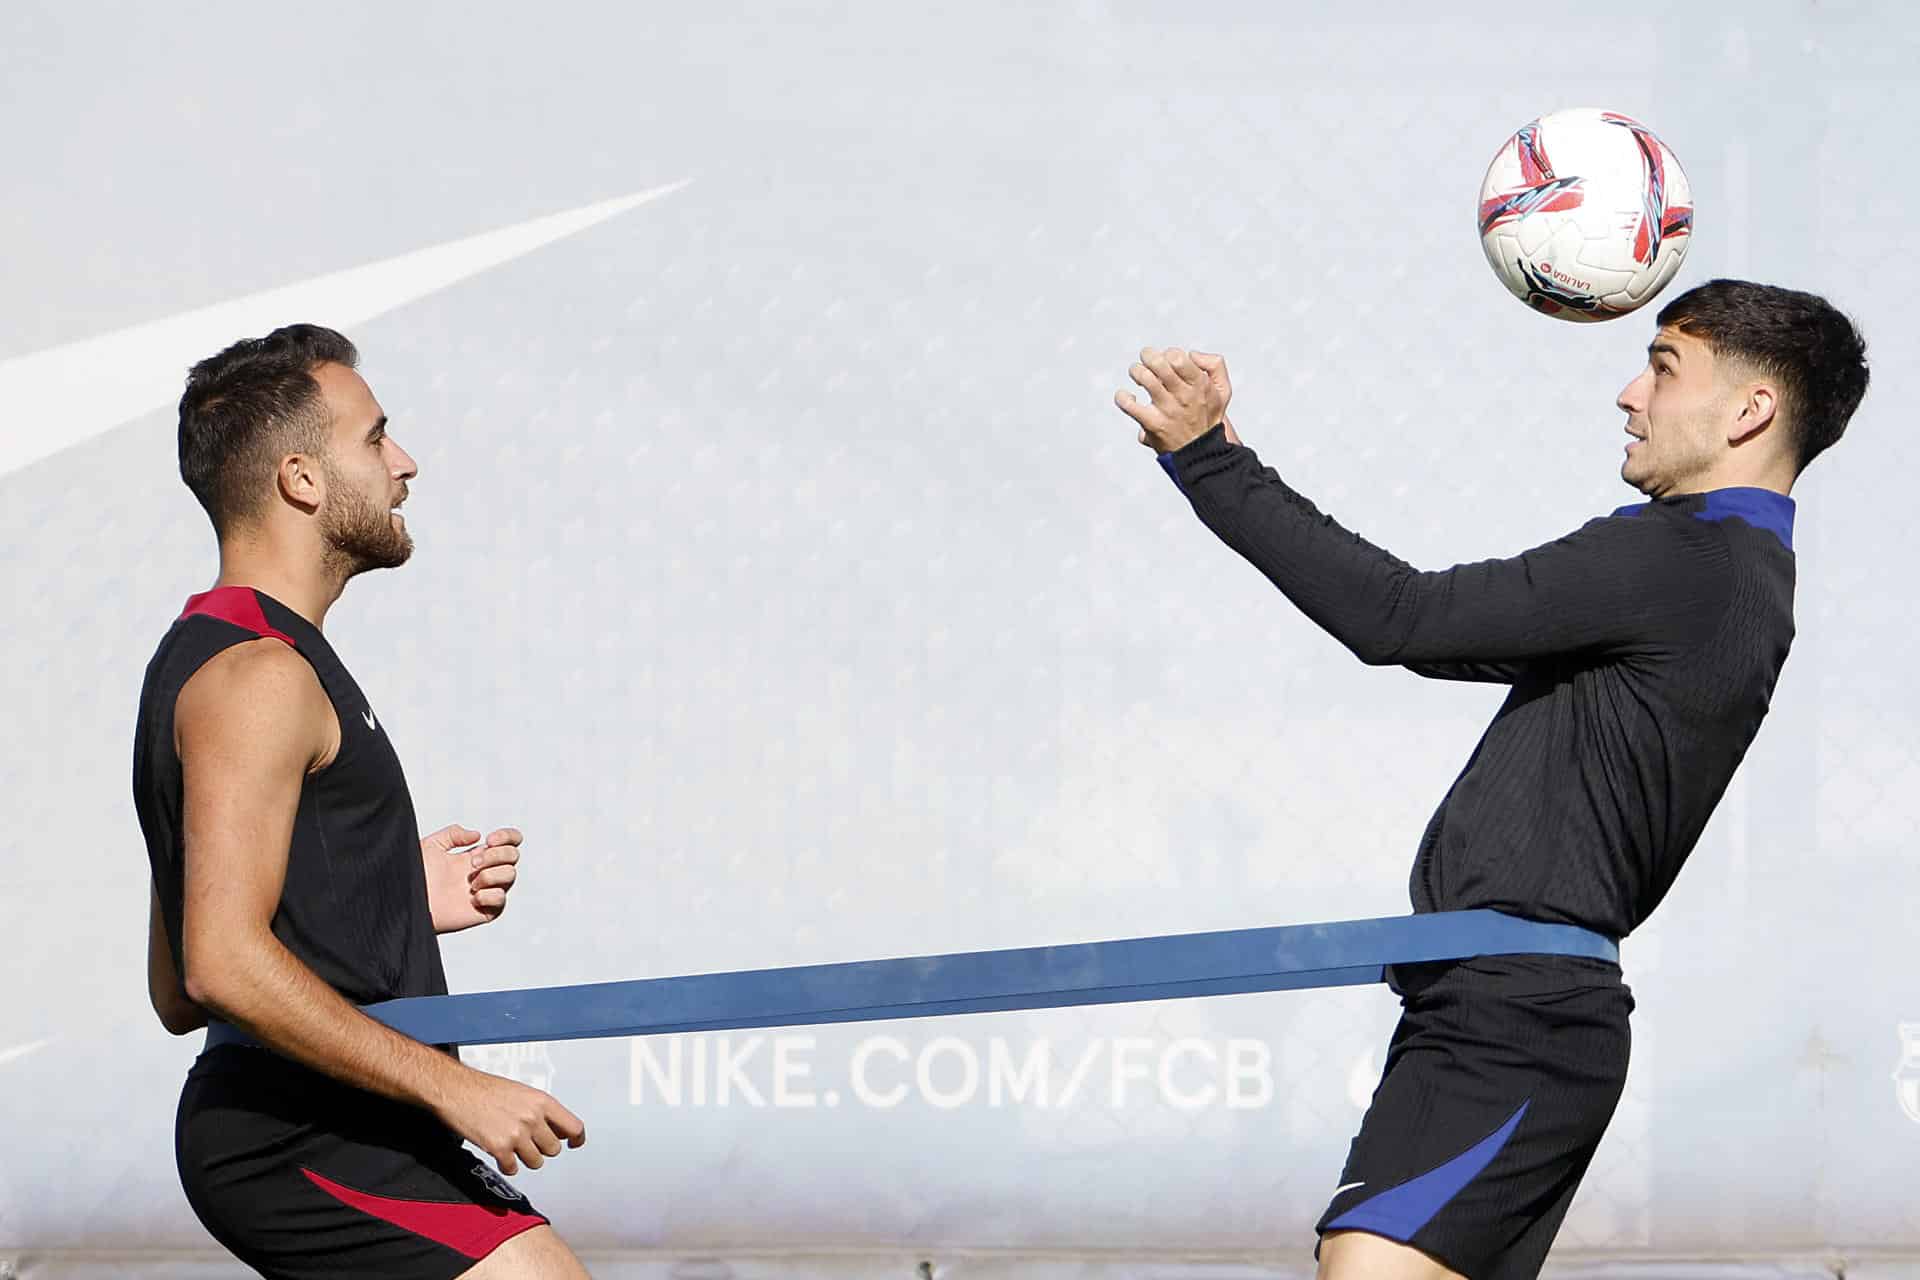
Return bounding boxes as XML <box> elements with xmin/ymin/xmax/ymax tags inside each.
<box><xmin>1159</xmin><ymin>425</ymin><xmax>1796</xmax><ymax>941</ymax></box>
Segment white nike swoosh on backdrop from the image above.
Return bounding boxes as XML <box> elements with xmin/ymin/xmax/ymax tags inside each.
<box><xmin>0</xmin><ymin>179</ymin><xmax>692</xmax><ymax>480</ymax></box>
<box><xmin>0</xmin><ymin>1038</ymin><xmax>53</xmax><ymax>1068</ymax></box>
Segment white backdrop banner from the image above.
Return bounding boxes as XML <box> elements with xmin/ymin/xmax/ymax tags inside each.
<box><xmin>3</xmin><ymin>0</ymin><xmax>1917</xmax><ymax>1271</ymax></box>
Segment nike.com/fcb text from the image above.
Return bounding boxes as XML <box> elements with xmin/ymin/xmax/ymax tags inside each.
<box><xmin>628</xmin><ymin>1034</ymin><xmax>1276</xmax><ymax>1110</ymax></box>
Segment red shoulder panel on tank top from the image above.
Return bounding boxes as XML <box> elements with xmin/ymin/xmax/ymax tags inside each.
<box><xmin>178</xmin><ymin>586</ymin><xmax>298</xmax><ymax>649</ymax></box>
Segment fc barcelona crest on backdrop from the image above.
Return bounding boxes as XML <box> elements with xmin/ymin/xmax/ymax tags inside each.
<box><xmin>462</xmin><ymin>1041</ymin><xmax>558</xmax><ymax>1094</ymax></box>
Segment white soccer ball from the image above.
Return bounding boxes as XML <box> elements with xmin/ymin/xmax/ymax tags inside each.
<box><xmin>1478</xmin><ymin>108</ymin><xmax>1693</xmax><ymax>322</ymax></box>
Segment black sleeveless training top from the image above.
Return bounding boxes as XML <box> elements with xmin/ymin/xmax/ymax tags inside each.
<box><xmin>132</xmin><ymin>586</ymin><xmax>448</xmax><ymax>1006</ymax></box>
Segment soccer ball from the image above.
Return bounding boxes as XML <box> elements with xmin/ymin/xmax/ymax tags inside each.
<box><xmin>1478</xmin><ymin>108</ymin><xmax>1693</xmax><ymax>322</ymax></box>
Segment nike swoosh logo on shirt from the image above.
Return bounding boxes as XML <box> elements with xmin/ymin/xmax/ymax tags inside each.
<box><xmin>363</xmin><ymin>709</ymin><xmax>378</xmax><ymax>732</ymax></box>
<box><xmin>0</xmin><ymin>179</ymin><xmax>691</xmax><ymax>480</ymax></box>
<box><xmin>1333</xmin><ymin>1181</ymin><xmax>1366</xmax><ymax>1196</ymax></box>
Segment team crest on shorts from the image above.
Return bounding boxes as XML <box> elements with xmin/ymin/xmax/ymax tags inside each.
<box><xmin>471</xmin><ymin>1160</ymin><xmax>529</xmax><ymax>1204</ymax></box>
<box><xmin>1894</xmin><ymin>1023</ymin><xmax>1920</xmax><ymax>1125</ymax></box>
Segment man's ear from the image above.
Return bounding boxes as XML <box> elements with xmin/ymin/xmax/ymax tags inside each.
<box><xmin>1728</xmin><ymin>383</ymin><xmax>1777</xmax><ymax>447</ymax></box>
<box><xmin>276</xmin><ymin>452</ymin><xmax>324</xmax><ymax>515</ymax></box>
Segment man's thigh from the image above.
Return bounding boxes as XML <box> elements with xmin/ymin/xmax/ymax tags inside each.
<box><xmin>1317</xmin><ymin>1228</ymin><xmax>1466</xmax><ymax>1280</ymax></box>
<box><xmin>458</xmin><ymin>1224</ymin><xmax>591</xmax><ymax>1280</ymax></box>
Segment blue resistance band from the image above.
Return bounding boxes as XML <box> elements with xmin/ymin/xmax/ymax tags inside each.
<box><xmin>207</xmin><ymin>910</ymin><xmax>1616</xmax><ymax>1051</ymax></box>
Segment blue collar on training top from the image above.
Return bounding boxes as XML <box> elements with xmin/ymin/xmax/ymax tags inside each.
<box><xmin>1612</xmin><ymin>486</ymin><xmax>1796</xmax><ymax>551</ymax></box>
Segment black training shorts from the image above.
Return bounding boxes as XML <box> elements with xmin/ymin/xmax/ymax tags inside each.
<box><xmin>1314</xmin><ymin>953</ymin><xmax>1633</xmax><ymax>1279</ymax></box>
<box><xmin>176</xmin><ymin>1045</ymin><xmax>548</xmax><ymax>1279</ymax></box>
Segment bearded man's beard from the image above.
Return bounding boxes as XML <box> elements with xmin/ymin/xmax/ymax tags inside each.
<box><xmin>320</xmin><ymin>462</ymin><xmax>412</xmax><ymax>577</ymax></box>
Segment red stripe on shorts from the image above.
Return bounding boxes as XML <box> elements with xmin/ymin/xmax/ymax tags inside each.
<box><xmin>301</xmin><ymin>1167</ymin><xmax>546</xmax><ymax>1260</ymax></box>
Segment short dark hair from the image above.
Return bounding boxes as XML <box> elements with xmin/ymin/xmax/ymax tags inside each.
<box><xmin>178</xmin><ymin>324</ymin><xmax>359</xmax><ymax>536</ymax></box>
<box><xmin>1655</xmin><ymin>279</ymin><xmax>1869</xmax><ymax>474</ymax></box>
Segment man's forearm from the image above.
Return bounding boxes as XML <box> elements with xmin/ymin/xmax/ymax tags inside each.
<box><xmin>186</xmin><ymin>933</ymin><xmax>465</xmax><ymax>1111</ymax></box>
<box><xmin>148</xmin><ymin>893</ymin><xmax>210</xmax><ymax>1035</ymax></box>
<box><xmin>153</xmin><ymin>986</ymin><xmax>209</xmax><ymax>1035</ymax></box>
<box><xmin>1164</xmin><ymin>426</ymin><xmax>1421</xmax><ymax>664</ymax></box>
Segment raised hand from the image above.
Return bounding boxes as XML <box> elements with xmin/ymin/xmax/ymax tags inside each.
<box><xmin>1115</xmin><ymin>346</ymin><xmax>1231</xmax><ymax>452</ymax></box>
<box><xmin>421</xmin><ymin>824</ymin><xmax>523</xmax><ymax>934</ymax></box>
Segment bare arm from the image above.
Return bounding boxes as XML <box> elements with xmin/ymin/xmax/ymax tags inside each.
<box><xmin>177</xmin><ymin>639</ymin><xmax>463</xmax><ymax>1102</ymax></box>
<box><xmin>176</xmin><ymin>639</ymin><xmax>584</xmax><ymax>1173</ymax></box>
<box><xmin>148</xmin><ymin>880</ymin><xmax>207</xmax><ymax>1035</ymax></box>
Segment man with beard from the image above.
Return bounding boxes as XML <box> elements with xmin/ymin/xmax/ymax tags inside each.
<box><xmin>133</xmin><ymin>326</ymin><xmax>591</xmax><ymax>1279</ymax></box>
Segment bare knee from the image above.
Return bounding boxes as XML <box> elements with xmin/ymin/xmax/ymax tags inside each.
<box><xmin>456</xmin><ymin>1224</ymin><xmax>591</xmax><ymax>1280</ymax></box>
<box><xmin>1316</xmin><ymin>1229</ymin><xmax>1465</xmax><ymax>1280</ymax></box>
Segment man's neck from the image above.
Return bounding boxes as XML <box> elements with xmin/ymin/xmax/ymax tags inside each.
<box><xmin>1680</xmin><ymin>457</ymin><xmax>1798</xmax><ymax>499</ymax></box>
<box><xmin>213</xmin><ymin>539</ymin><xmax>347</xmax><ymax>630</ymax></box>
